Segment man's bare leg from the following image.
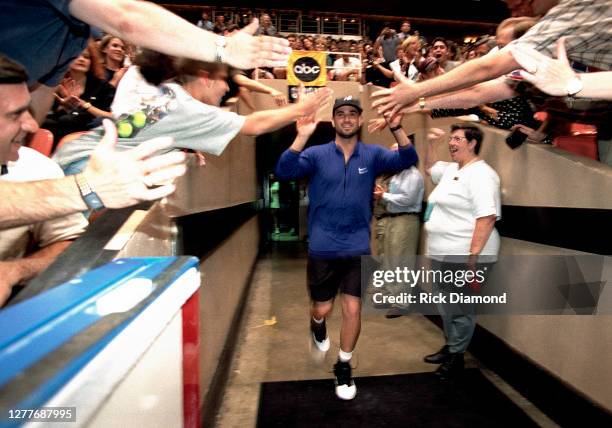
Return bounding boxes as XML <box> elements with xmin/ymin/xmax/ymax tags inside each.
<box><xmin>332</xmin><ymin>293</ymin><xmax>360</xmax><ymax>400</ymax></box>
<box><xmin>339</xmin><ymin>294</ymin><xmax>361</xmax><ymax>353</ymax></box>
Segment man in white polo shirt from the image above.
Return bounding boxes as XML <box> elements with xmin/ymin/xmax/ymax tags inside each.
<box><xmin>0</xmin><ymin>144</ymin><xmax>88</xmax><ymax>306</ymax></box>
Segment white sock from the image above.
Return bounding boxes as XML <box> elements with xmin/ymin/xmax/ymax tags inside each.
<box><xmin>339</xmin><ymin>349</ymin><xmax>353</xmax><ymax>362</ymax></box>
<box><xmin>312</xmin><ymin>316</ymin><xmax>324</xmax><ymax>324</ymax></box>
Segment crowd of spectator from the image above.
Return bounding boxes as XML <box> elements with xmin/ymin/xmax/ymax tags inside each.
<box><xmin>26</xmin><ymin>11</ymin><xmax>518</xmax><ymax>146</ymax></box>
<box><xmin>201</xmin><ymin>13</ymin><xmax>523</xmax><ymax>86</ymax></box>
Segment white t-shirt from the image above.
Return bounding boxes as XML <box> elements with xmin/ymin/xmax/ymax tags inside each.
<box><xmin>332</xmin><ymin>57</ymin><xmax>361</xmax><ymax>79</ymax></box>
<box><xmin>389</xmin><ymin>59</ymin><xmax>419</xmax><ymax>81</ymax></box>
<box><xmin>53</xmin><ymin>83</ymin><xmax>246</xmax><ymax>168</ymax></box>
<box><xmin>111</xmin><ymin>66</ymin><xmax>163</xmax><ymax>116</ymax></box>
<box><xmin>425</xmin><ymin>160</ymin><xmax>501</xmax><ymax>259</ymax></box>
<box><xmin>0</xmin><ymin>147</ymin><xmax>88</xmax><ymax>260</ymax></box>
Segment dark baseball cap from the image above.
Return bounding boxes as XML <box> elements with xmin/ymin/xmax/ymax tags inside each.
<box><xmin>333</xmin><ymin>96</ymin><xmax>363</xmax><ymax>115</ymax></box>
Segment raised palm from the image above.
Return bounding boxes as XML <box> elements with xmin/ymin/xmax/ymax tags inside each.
<box><xmin>296</xmin><ymin>113</ymin><xmax>318</xmax><ymax>137</ymax></box>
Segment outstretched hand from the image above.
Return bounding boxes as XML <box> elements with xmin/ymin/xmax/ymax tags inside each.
<box><xmin>270</xmin><ymin>89</ymin><xmax>288</xmax><ymax>106</ymax></box>
<box><xmin>82</xmin><ymin>119</ymin><xmax>187</xmax><ymax>208</ymax></box>
<box><xmin>371</xmin><ymin>81</ymin><xmax>420</xmax><ymax>117</ymax></box>
<box><xmin>427</xmin><ymin>127</ymin><xmax>445</xmax><ymax>143</ymax></box>
<box><xmin>297</xmin><ymin>85</ymin><xmax>333</xmax><ymax>118</ymax></box>
<box><xmin>296</xmin><ymin>113</ymin><xmax>319</xmax><ymax>138</ymax></box>
<box><xmin>225</xmin><ymin>18</ymin><xmax>291</xmax><ymax>69</ymax></box>
<box><xmin>368</xmin><ymin>76</ymin><xmax>407</xmax><ymax>133</ymax></box>
<box><xmin>295</xmin><ymin>86</ymin><xmax>329</xmax><ymax>138</ymax></box>
<box><xmin>368</xmin><ymin>117</ymin><xmax>388</xmax><ymax>133</ymax></box>
<box><xmin>510</xmin><ymin>38</ymin><xmax>578</xmax><ymax>97</ymax></box>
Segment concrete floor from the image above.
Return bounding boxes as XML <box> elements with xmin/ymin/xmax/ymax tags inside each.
<box><xmin>215</xmin><ymin>243</ymin><xmax>558</xmax><ymax>428</ymax></box>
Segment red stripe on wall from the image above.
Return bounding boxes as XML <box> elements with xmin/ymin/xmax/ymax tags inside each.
<box><xmin>182</xmin><ymin>290</ymin><xmax>201</xmax><ymax>428</ymax></box>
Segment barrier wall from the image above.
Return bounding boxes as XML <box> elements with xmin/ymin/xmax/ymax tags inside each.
<box><xmin>116</xmin><ymin>207</ymin><xmax>261</xmax><ymax>421</ymax></box>
<box><xmin>0</xmin><ymin>257</ymin><xmax>200</xmax><ymax>428</ymax></box>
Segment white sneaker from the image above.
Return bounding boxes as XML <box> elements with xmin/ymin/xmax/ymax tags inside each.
<box><xmin>333</xmin><ymin>360</ymin><xmax>357</xmax><ymax>400</ymax></box>
<box><xmin>310</xmin><ymin>318</ymin><xmax>330</xmax><ymax>352</ymax></box>
<box><xmin>335</xmin><ymin>381</ymin><xmax>357</xmax><ymax>400</ymax></box>
<box><xmin>311</xmin><ymin>333</ymin><xmax>330</xmax><ymax>352</ymax></box>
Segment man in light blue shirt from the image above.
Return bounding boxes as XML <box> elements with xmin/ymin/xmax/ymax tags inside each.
<box><xmin>374</xmin><ymin>142</ymin><xmax>424</xmax><ymax>318</ymax></box>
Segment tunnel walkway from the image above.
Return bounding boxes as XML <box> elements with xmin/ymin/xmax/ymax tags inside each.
<box><xmin>215</xmin><ymin>243</ymin><xmax>556</xmax><ymax>427</ymax></box>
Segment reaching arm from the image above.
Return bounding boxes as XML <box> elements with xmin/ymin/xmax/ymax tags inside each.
<box><xmin>274</xmin><ymin>141</ymin><xmax>315</xmax><ymax>181</ymax></box>
<box><xmin>372</xmin><ymin>50</ymin><xmax>520</xmax><ymax>116</ymax></box>
<box><xmin>69</xmin><ymin>0</ymin><xmax>290</xmax><ymax>69</ymax></box>
<box><xmin>30</xmin><ymin>84</ymin><xmax>56</xmax><ymax>124</ymax></box>
<box><xmin>241</xmin><ymin>88</ymin><xmax>331</xmax><ymax>136</ymax></box>
<box><xmin>275</xmin><ymin>107</ymin><xmax>318</xmax><ymax>180</ymax></box>
<box><xmin>0</xmin><ymin>120</ymin><xmax>187</xmax><ymax>229</ymax></box>
<box><xmin>402</xmin><ymin>78</ymin><xmax>517</xmax><ymax>113</ymax></box>
<box><xmin>375</xmin><ymin>144</ymin><xmax>418</xmax><ymax>175</ymax></box>
<box><xmin>387</xmin><ymin>115</ymin><xmax>412</xmax><ymax>148</ymax></box>
<box><xmin>232</xmin><ymin>74</ymin><xmax>287</xmax><ymax>106</ymax></box>
<box><xmin>511</xmin><ymin>39</ymin><xmax>612</xmax><ymax>99</ymax></box>
<box><xmin>58</xmin><ymin>95</ymin><xmax>114</xmax><ymax>119</ymax></box>
<box><xmin>0</xmin><ymin>178</ymin><xmax>87</xmax><ymax>229</ymax></box>
<box><xmin>373</xmin><ymin>113</ymin><xmax>418</xmax><ymax>174</ymax></box>
<box><xmin>571</xmin><ymin>72</ymin><xmax>612</xmax><ymax>99</ymax></box>
<box><xmin>81</xmin><ymin>102</ymin><xmax>114</xmax><ymax>119</ymax></box>
<box><xmin>424</xmin><ymin>128</ymin><xmax>445</xmax><ymax>176</ymax></box>
<box><xmin>0</xmin><ymin>241</ymin><xmax>72</xmax><ymax>307</ymax></box>
<box><xmin>288</xmin><ymin>135</ymin><xmax>309</xmax><ymax>154</ymax></box>
<box><xmin>374</xmin><ymin>62</ymin><xmax>395</xmax><ymax>79</ymax></box>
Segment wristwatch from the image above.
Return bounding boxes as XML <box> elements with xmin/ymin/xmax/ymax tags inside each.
<box><xmin>418</xmin><ymin>97</ymin><xmax>426</xmax><ymax>109</ymax></box>
<box><xmin>215</xmin><ymin>35</ymin><xmax>227</xmax><ymax>63</ymax></box>
<box><xmin>75</xmin><ymin>173</ymin><xmax>104</xmax><ymax>210</ymax></box>
<box><xmin>566</xmin><ymin>75</ymin><xmax>583</xmax><ymax>97</ymax></box>
<box><xmin>389</xmin><ymin>124</ymin><xmax>403</xmax><ymax>132</ymax></box>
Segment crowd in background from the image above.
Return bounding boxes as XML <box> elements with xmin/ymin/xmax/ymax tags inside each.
<box><xmin>37</xmin><ymin>11</ymin><xmax>512</xmax><ymax>146</ymax></box>
<box><xmin>39</xmin><ymin>11</ymin><xmax>549</xmax><ymax>151</ymax></box>
<box><xmin>200</xmin><ymin>11</ymin><xmax>502</xmax><ymax>84</ymax></box>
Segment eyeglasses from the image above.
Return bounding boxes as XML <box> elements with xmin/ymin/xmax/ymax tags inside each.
<box><xmin>448</xmin><ymin>136</ymin><xmax>468</xmax><ymax>143</ymax></box>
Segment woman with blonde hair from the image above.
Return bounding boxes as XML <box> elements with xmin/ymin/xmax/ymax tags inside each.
<box><xmin>99</xmin><ymin>35</ymin><xmax>128</xmax><ymax>87</ymax></box>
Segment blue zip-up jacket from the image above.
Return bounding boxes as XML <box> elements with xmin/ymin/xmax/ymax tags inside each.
<box><xmin>276</xmin><ymin>141</ymin><xmax>418</xmax><ymax>258</ymax></box>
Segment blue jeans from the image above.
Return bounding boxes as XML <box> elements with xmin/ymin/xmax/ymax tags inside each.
<box><xmin>432</xmin><ymin>259</ymin><xmax>493</xmax><ymax>354</ymax></box>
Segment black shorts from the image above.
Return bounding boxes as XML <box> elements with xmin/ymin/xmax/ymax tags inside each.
<box><xmin>307</xmin><ymin>256</ymin><xmax>362</xmax><ymax>302</ymax></box>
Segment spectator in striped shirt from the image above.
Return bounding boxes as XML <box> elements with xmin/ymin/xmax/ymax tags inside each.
<box><xmin>372</xmin><ymin>0</ymin><xmax>612</xmax><ymax>164</ymax></box>
<box><xmin>373</xmin><ymin>0</ymin><xmax>612</xmax><ymax>114</ymax></box>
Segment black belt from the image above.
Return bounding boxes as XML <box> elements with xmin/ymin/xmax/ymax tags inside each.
<box><xmin>378</xmin><ymin>212</ymin><xmax>418</xmax><ymax>219</ymax></box>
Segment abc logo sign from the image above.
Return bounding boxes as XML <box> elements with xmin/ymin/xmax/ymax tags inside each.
<box><xmin>293</xmin><ymin>57</ymin><xmax>321</xmax><ymax>82</ymax></box>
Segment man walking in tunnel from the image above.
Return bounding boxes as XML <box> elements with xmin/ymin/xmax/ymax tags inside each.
<box><xmin>275</xmin><ymin>96</ymin><xmax>418</xmax><ymax>399</ymax></box>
